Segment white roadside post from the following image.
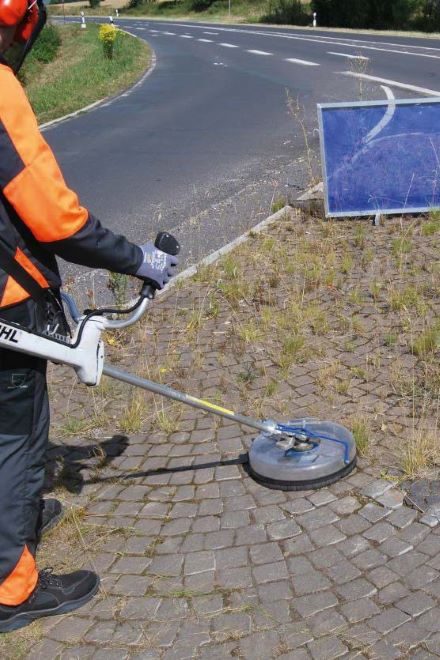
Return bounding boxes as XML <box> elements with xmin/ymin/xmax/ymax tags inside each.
<box><xmin>80</xmin><ymin>11</ymin><xmax>86</xmax><ymax>29</ymax></box>
<box><xmin>109</xmin><ymin>14</ymin><xmax>114</xmax><ymax>24</ymax></box>
<box><xmin>115</xmin><ymin>8</ymin><xmax>119</xmax><ymax>19</ymax></box>
<box><xmin>313</xmin><ymin>11</ymin><xmax>317</xmax><ymax>27</ymax></box>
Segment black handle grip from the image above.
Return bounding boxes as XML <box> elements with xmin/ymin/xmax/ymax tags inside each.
<box><xmin>154</xmin><ymin>231</ymin><xmax>180</xmax><ymax>256</ymax></box>
<box><xmin>140</xmin><ymin>231</ymin><xmax>180</xmax><ymax>299</ymax></box>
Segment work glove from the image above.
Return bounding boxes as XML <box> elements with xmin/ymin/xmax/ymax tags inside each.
<box><xmin>135</xmin><ymin>241</ymin><xmax>179</xmax><ymax>289</ymax></box>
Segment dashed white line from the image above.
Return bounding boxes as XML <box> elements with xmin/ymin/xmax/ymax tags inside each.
<box><xmin>328</xmin><ymin>51</ymin><xmax>369</xmax><ymax>60</ymax></box>
<box><xmin>247</xmin><ymin>49</ymin><xmax>272</xmax><ymax>56</ymax></box>
<box><xmin>285</xmin><ymin>57</ymin><xmax>319</xmax><ymax>66</ymax></box>
<box><xmin>338</xmin><ymin>43</ymin><xmax>440</xmax><ymax>59</ymax></box>
<box><xmin>162</xmin><ymin>31</ymin><xmax>175</xmax><ymax>35</ymax></box>
<box><xmin>203</xmin><ymin>31</ymin><xmax>218</xmax><ymax>35</ymax></box>
<box><xmin>219</xmin><ymin>43</ymin><xmax>239</xmax><ymax>48</ymax></box>
<box><xmin>198</xmin><ymin>38</ymin><xmax>213</xmax><ymax>43</ymax></box>
<box><xmin>180</xmin><ymin>34</ymin><xmax>193</xmax><ymax>38</ymax></box>
<box><xmin>341</xmin><ymin>71</ymin><xmax>440</xmax><ymax>96</ymax></box>
<box><xmin>163</xmin><ymin>22</ymin><xmax>440</xmax><ymax>60</ymax></box>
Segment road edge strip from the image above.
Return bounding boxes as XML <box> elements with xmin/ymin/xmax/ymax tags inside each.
<box><xmin>156</xmin><ymin>205</ymin><xmax>292</xmax><ymax>297</ymax></box>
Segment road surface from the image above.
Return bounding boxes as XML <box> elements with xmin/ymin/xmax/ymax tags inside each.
<box><xmin>46</xmin><ymin>19</ymin><xmax>440</xmax><ymax>300</ymax></box>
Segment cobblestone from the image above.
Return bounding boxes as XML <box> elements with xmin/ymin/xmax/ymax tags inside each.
<box><xmin>340</xmin><ymin>597</ymin><xmax>380</xmax><ymax>622</ymax></box>
<box><xmin>369</xmin><ymin>606</ymin><xmax>411</xmax><ymax>634</ymax></box>
<box><xmin>336</xmin><ymin>578</ymin><xmax>377</xmax><ymax>601</ymax></box>
<box><xmin>307</xmin><ymin>635</ymin><xmax>349</xmax><ymax>659</ymax></box>
<box><xmin>267</xmin><ymin>518</ymin><xmax>302</xmax><ymax>540</ymax></box>
<box><xmin>359</xmin><ymin>503</ymin><xmax>391</xmax><ymax>523</ymax></box>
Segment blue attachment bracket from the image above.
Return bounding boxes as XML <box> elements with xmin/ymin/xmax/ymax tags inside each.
<box><xmin>275</xmin><ymin>423</ymin><xmax>352</xmax><ymax>465</ymax></box>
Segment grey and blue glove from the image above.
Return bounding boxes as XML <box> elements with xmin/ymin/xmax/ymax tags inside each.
<box><xmin>135</xmin><ymin>241</ymin><xmax>179</xmax><ymax>289</ymax></box>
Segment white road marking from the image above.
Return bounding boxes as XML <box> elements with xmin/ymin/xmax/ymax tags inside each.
<box><xmin>198</xmin><ymin>38</ymin><xmax>213</xmax><ymax>43</ymax></box>
<box><xmin>219</xmin><ymin>43</ymin><xmax>239</xmax><ymax>48</ymax></box>
<box><xmin>136</xmin><ymin>27</ymin><xmax>146</xmax><ymax>31</ymax></box>
<box><xmin>285</xmin><ymin>57</ymin><xmax>319</xmax><ymax>66</ymax></box>
<box><xmin>365</xmin><ymin>86</ymin><xmax>395</xmax><ymax>143</ymax></box>
<box><xmin>162</xmin><ymin>31</ymin><xmax>175</xmax><ymax>35</ymax></box>
<box><xmin>328</xmin><ymin>51</ymin><xmax>369</xmax><ymax>60</ymax></box>
<box><xmin>247</xmin><ymin>49</ymin><xmax>272</xmax><ymax>56</ymax></box>
<box><xmin>341</xmin><ymin>71</ymin><xmax>440</xmax><ymax>96</ymax></box>
<box><xmin>180</xmin><ymin>34</ymin><xmax>193</xmax><ymax>38</ymax></box>
<box><xmin>337</xmin><ymin>44</ymin><xmax>440</xmax><ymax>60</ymax></box>
<box><xmin>204</xmin><ymin>31</ymin><xmax>218</xmax><ymax>35</ymax></box>
<box><xmin>165</xmin><ymin>22</ymin><xmax>440</xmax><ymax>59</ymax></box>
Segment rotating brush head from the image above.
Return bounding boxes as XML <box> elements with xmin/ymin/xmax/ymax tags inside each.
<box><xmin>246</xmin><ymin>419</ymin><xmax>357</xmax><ymax>491</ymax></box>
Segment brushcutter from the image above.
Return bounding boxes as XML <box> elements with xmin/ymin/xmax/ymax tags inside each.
<box><xmin>0</xmin><ymin>232</ymin><xmax>357</xmax><ymax>490</ymax></box>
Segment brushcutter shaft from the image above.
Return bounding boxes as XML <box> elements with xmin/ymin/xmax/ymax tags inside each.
<box><xmin>103</xmin><ymin>364</ymin><xmax>277</xmax><ymax>435</ymax></box>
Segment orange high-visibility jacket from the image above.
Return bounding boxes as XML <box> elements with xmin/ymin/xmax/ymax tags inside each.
<box><xmin>0</xmin><ymin>61</ymin><xmax>142</xmax><ymax>308</ymax></box>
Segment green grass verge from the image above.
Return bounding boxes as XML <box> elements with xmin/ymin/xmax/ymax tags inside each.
<box><xmin>22</xmin><ymin>22</ymin><xmax>150</xmax><ymax>123</ymax></box>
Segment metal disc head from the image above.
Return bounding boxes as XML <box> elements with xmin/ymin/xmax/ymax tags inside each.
<box><xmin>247</xmin><ymin>419</ymin><xmax>357</xmax><ymax>491</ymax></box>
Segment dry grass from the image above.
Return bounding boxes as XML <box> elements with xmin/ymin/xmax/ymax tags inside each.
<box><xmin>49</xmin><ymin>210</ymin><xmax>440</xmax><ymax>487</ymax></box>
<box><xmin>401</xmin><ymin>427</ymin><xmax>440</xmax><ymax>480</ymax></box>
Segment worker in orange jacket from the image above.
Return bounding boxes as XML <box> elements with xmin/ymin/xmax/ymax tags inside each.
<box><xmin>0</xmin><ymin>0</ymin><xmax>178</xmax><ymax>632</ymax></box>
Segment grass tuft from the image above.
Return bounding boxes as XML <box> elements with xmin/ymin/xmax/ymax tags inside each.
<box><xmin>411</xmin><ymin>320</ymin><xmax>440</xmax><ymax>357</ymax></box>
<box><xmin>351</xmin><ymin>417</ymin><xmax>371</xmax><ymax>456</ymax></box>
<box><xmin>401</xmin><ymin>427</ymin><xmax>440</xmax><ymax>480</ymax></box>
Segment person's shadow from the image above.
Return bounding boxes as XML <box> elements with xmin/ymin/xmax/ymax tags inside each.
<box><xmin>43</xmin><ymin>435</ymin><xmax>129</xmax><ymax>495</ymax></box>
<box><xmin>43</xmin><ymin>434</ymin><xmax>248</xmax><ymax>494</ymax></box>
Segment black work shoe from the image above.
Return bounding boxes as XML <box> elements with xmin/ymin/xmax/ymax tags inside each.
<box><xmin>38</xmin><ymin>498</ymin><xmax>64</xmax><ymax>538</ymax></box>
<box><xmin>0</xmin><ymin>569</ymin><xmax>99</xmax><ymax>633</ymax></box>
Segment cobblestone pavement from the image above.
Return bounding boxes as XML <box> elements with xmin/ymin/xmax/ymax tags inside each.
<box><xmin>27</xmin><ymin>211</ymin><xmax>440</xmax><ymax>658</ymax></box>
<box><xmin>33</xmin><ymin>461</ymin><xmax>440</xmax><ymax>659</ymax></box>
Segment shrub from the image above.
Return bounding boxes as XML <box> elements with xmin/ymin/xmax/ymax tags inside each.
<box><xmin>189</xmin><ymin>0</ymin><xmax>215</xmax><ymax>11</ymax></box>
<box><xmin>312</xmin><ymin>0</ymin><xmax>424</xmax><ymax>29</ymax></box>
<box><xmin>89</xmin><ymin>0</ymin><xmax>101</xmax><ymax>7</ymax></box>
<box><xmin>263</xmin><ymin>0</ymin><xmax>309</xmax><ymax>24</ymax></box>
<box><xmin>416</xmin><ymin>0</ymin><xmax>440</xmax><ymax>30</ymax></box>
<box><xmin>31</xmin><ymin>24</ymin><xmax>61</xmax><ymax>63</ymax></box>
<box><xmin>99</xmin><ymin>24</ymin><xmax>118</xmax><ymax>59</ymax></box>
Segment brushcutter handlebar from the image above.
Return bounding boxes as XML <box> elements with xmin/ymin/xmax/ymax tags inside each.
<box><xmin>62</xmin><ymin>232</ymin><xmax>181</xmax><ymax>331</ymax></box>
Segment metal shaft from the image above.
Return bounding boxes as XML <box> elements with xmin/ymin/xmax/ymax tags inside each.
<box><xmin>103</xmin><ymin>364</ymin><xmax>276</xmax><ymax>435</ymax></box>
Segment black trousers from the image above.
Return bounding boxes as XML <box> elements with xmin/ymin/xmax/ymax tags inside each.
<box><xmin>0</xmin><ymin>298</ymin><xmax>56</xmax><ymax>604</ymax></box>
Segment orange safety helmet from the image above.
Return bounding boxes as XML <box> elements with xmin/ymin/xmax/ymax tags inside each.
<box><xmin>0</xmin><ymin>0</ymin><xmax>46</xmax><ymax>71</ymax></box>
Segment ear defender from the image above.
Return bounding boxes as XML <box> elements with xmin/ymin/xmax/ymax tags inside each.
<box><xmin>15</xmin><ymin>0</ymin><xmax>39</xmax><ymax>42</ymax></box>
<box><xmin>0</xmin><ymin>0</ymin><xmax>28</xmax><ymax>28</ymax></box>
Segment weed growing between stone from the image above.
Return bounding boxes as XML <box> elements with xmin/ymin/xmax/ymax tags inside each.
<box><xmin>48</xmin><ymin>208</ymin><xmax>440</xmax><ymax>486</ymax></box>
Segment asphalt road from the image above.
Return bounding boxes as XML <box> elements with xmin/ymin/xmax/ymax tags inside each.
<box><xmin>46</xmin><ymin>19</ymin><xmax>440</xmax><ymax>300</ymax></box>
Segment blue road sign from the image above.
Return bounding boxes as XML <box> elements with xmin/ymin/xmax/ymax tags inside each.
<box><xmin>318</xmin><ymin>98</ymin><xmax>440</xmax><ymax>217</ymax></box>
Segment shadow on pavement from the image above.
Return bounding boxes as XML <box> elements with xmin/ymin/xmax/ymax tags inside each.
<box><xmin>44</xmin><ymin>434</ymin><xmax>129</xmax><ymax>494</ymax></box>
<box><xmin>83</xmin><ymin>454</ymin><xmax>249</xmax><ymax>485</ymax></box>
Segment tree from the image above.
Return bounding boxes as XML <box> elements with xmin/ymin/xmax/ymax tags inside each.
<box><xmin>312</xmin><ymin>0</ymin><xmax>425</xmax><ymax>29</ymax></box>
<box><xmin>422</xmin><ymin>0</ymin><xmax>440</xmax><ymax>30</ymax></box>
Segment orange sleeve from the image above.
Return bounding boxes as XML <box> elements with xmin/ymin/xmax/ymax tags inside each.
<box><xmin>0</xmin><ymin>63</ymin><xmax>89</xmax><ymax>242</ymax></box>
